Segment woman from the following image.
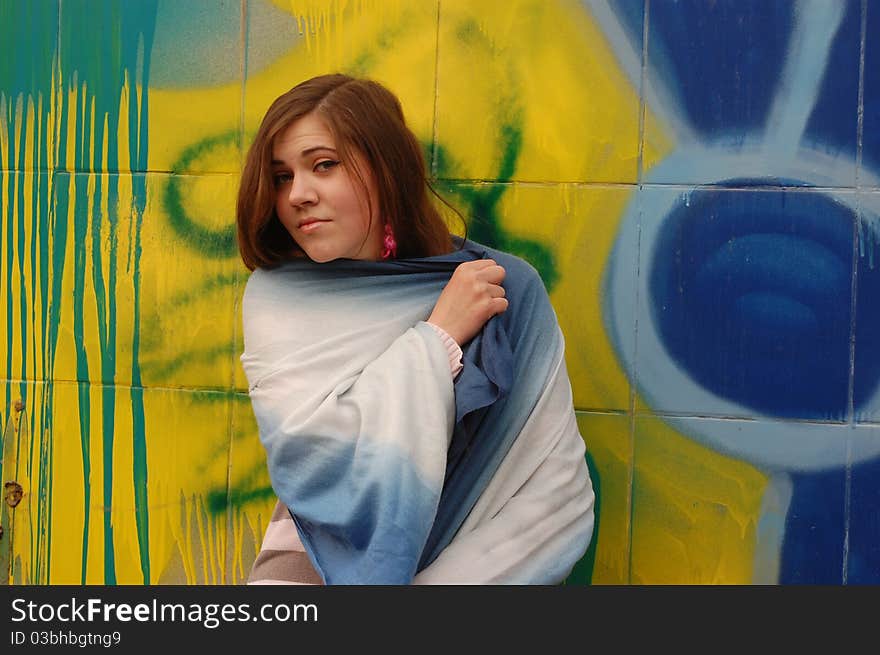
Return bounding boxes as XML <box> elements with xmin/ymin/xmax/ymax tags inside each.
<box><xmin>238</xmin><ymin>74</ymin><xmax>594</xmax><ymax>584</ymax></box>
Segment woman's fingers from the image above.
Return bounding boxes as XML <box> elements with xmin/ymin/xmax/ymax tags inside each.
<box><xmin>488</xmin><ymin>283</ymin><xmax>506</xmax><ymax>298</ymax></box>
<box><xmin>478</xmin><ymin>265</ymin><xmax>506</xmax><ymax>284</ymax></box>
<box><xmin>492</xmin><ymin>297</ymin><xmax>509</xmax><ymax>313</ymax></box>
<box><xmin>427</xmin><ymin>259</ymin><xmax>509</xmax><ymax>346</ymax></box>
<box><xmin>471</xmin><ymin>260</ymin><xmax>506</xmax><ymax>303</ymax></box>
<box><xmin>464</xmin><ymin>259</ymin><xmax>504</xmax><ymax>278</ymax></box>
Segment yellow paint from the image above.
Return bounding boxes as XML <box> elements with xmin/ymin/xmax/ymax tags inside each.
<box><xmin>140</xmin><ymin>389</ymin><xmax>233</xmax><ymax>584</ymax></box>
<box><xmin>437</xmin><ymin>0</ymin><xmax>651</xmax><ymax>183</ymax></box>
<box><xmin>631</xmin><ymin>416</ymin><xmax>767</xmax><ymax>584</ymax></box>
<box><xmin>576</xmin><ymin>412</ymin><xmax>631</xmax><ymax>584</ymax></box>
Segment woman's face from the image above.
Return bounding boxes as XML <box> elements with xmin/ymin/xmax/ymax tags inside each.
<box><xmin>272</xmin><ymin>112</ymin><xmax>384</xmax><ymax>262</ymax></box>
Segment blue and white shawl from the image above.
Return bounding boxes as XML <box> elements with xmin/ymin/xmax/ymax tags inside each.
<box><xmin>241</xmin><ymin>239</ymin><xmax>594</xmax><ymax>584</ymax></box>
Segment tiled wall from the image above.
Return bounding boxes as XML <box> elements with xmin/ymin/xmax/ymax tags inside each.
<box><xmin>1</xmin><ymin>0</ymin><xmax>878</xmax><ymax>584</ymax></box>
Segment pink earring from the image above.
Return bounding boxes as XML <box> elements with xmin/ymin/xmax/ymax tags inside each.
<box><xmin>381</xmin><ymin>223</ymin><xmax>397</xmax><ymax>260</ymax></box>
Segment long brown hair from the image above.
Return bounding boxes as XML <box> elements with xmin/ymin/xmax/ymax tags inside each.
<box><xmin>237</xmin><ymin>74</ymin><xmax>456</xmax><ymax>270</ymax></box>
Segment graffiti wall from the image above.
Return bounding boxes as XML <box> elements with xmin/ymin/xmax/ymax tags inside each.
<box><xmin>1</xmin><ymin>0</ymin><xmax>878</xmax><ymax>585</ymax></box>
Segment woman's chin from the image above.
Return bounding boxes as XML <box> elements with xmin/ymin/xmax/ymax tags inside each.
<box><xmin>300</xmin><ymin>247</ymin><xmax>336</xmax><ymax>264</ymax></box>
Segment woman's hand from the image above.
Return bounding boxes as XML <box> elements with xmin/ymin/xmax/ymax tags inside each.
<box><xmin>428</xmin><ymin>259</ymin><xmax>508</xmax><ymax>346</ymax></box>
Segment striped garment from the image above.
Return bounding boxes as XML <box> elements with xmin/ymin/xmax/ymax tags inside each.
<box><xmin>248</xmin><ymin>500</ymin><xmax>322</xmax><ymax>585</ymax></box>
<box><xmin>250</xmin><ymin>317</ymin><xmax>477</xmax><ymax>587</ymax></box>
<box><xmin>242</xmin><ymin>239</ymin><xmax>594</xmax><ymax>584</ymax></box>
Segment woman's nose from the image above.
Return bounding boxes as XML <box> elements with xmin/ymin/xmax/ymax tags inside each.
<box><xmin>288</xmin><ymin>175</ymin><xmax>317</xmax><ymax>206</ymax></box>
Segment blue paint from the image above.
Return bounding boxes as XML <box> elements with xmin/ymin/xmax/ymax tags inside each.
<box><xmin>733</xmin><ymin>291</ymin><xmax>817</xmax><ymax>336</ymax></box>
<box><xmin>801</xmin><ymin>0</ymin><xmax>860</xmax><ymax>161</ymax></box>
<box><xmin>782</xmin><ymin>467</ymin><xmax>845</xmax><ymax>583</ymax></box>
<box><xmin>847</xmin><ymin>456</ymin><xmax>880</xmax><ymax>583</ymax></box>
<box><xmin>603</xmin><ymin>0</ymin><xmax>644</xmax><ymax>49</ymax></box>
<box><xmin>777</xmin><ymin>441</ymin><xmax>880</xmax><ymax>584</ymax></box>
<box><xmin>862</xmin><ymin>1</ymin><xmax>880</xmax><ymax>171</ymax></box>
<box><xmin>855</xmin><ymin>221</ymin><xmax>880</xmax><ymax>418</ymax></box>
<box><xmin>647</xmin><ymin>0</ymin><xmax>792</xmax><ymax>141</ymax></box>
<box><xmin>649</xmin><ymin>181</ymin><xmax>863</xmax><ymax>420</ymax></box>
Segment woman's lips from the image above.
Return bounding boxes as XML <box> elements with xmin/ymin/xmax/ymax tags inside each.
<box><xmin>298</xmin><ymin>218</ymin><xmax>329</xmax><ymax>233</ymax></box>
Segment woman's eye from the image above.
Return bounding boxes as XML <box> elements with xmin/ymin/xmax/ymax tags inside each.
<box><xmin>273</xmin><ymin>172</ymin><xmax>292</xmax><ymax>186</ymax></box>
<box><xmin>315</xmin><ymin>160</ymin><xmax>339</xmax><ymax>172</ymax></box>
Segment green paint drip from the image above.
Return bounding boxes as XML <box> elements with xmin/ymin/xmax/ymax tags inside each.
<box><xmin>130</xmin><ymin>5</ymin><xmax>158</xmax><ymax>586</ymax></box>
<box><xmin>1</xmin><ymin>0</ymin><xmax>62</xmax><ymax>582</ymax></box>
<box><xmin>131</xmin><ymin>381</ymin><xmax>148</xmax><ymax>583</ymax></box>
<box><xmin>101</xmin><ymin>384</ymin><xmax>116</xmax><ymax>584</ymax></box>
<box><xmin>76</xmin><ymin>381</ymin><xmax>91</xmax><ymax>585</ymax></box>
<box><xmin>47</xmin><ymin>170</ymin><xmax>70</xmax><ymax>584</ymax></box>
<box><xmin>4</xmin><ymin>152</ymin><xmax>14</xmax><ymax>391</ymax></box>
<box><xmin>89</xmin><ymin>170</ymin><xmax>118</xmax><ymax>584</ymax></box>
<box><xmin>33</xmin><ymin>113</ymin><xmax>51</xmax><ymax>584</ymax></box>
<box><xmin>70</xmin><ymin>90</ymin><xmax>93</xmax><ymax>584</ymax></box>
<box><xmin>130</xmin><ymin>175</ymin><xmax>150</xmax><ymax>583</ymax></box>
<box><xmin>28</xmin><ymin>133</ymin><xmax>43</xmax><ymax>391</ymax></box>
<box><xmin>15</xmin><ymin>111</ymin><xmax>28</xmax><ymax>387</ymax></box>
<box><xmin>57</xmin><ymin>0</ymin><xmax>159</xmax><ymax>584</ymax></box>
<box><xmin>102</xmin><ymin>176</ymin><xmax>121</xmax><ymax>584</ymax></box>
<box><xmin>36</xmin><ymin>382</ymin><xmax>53</xmax><ymax>584</ymax></box>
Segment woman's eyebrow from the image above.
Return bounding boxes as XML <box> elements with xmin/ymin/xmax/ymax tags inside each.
<box><xmin>271</xmin><ymin>145</ymin><xmax>337</xmax><ymax>165</ymax></box>
<box><xmin>301</xmin><ymin>145</ymin><xmax>337</xmax><ymax>156</ymax></box>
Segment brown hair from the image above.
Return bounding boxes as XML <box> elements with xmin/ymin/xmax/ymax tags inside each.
<box><xmin>237</xmin><ymin>74</ymin><xmax>456</xmax><ymax>270</ymax></box>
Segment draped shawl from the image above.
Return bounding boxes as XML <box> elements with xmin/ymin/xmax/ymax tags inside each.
<box><xmin>241</xmin><ymin>239</ymin><xmax>594</xmax><ymax>584</ymax></box>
